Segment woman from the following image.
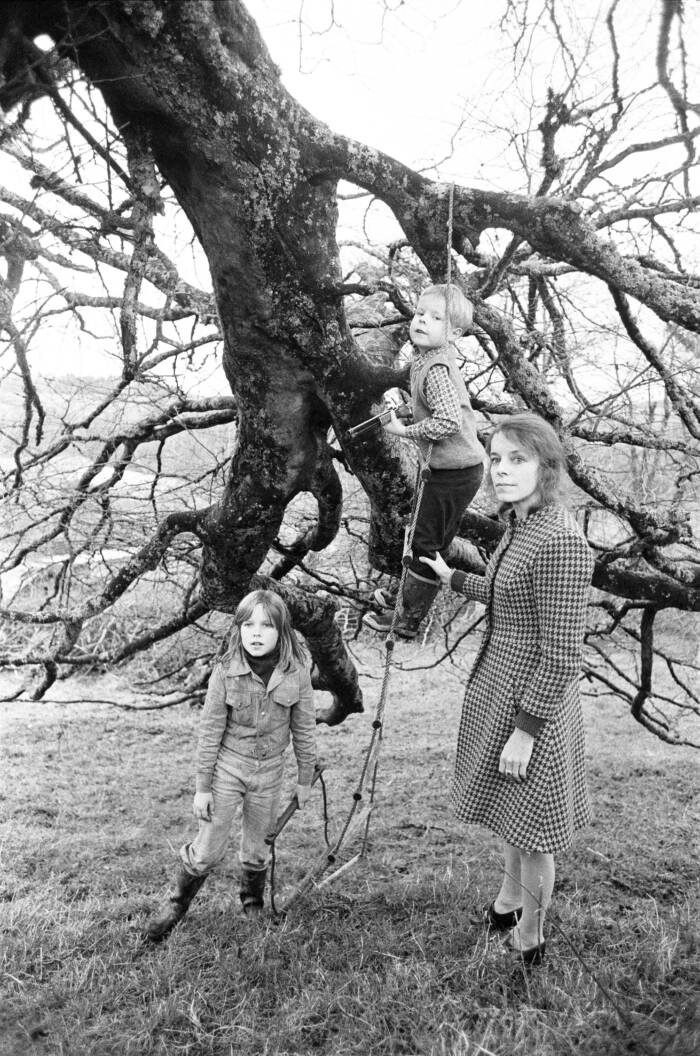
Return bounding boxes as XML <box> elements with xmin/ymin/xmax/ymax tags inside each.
<box><xmin>421</xmin><ymin>413</ymin><xmax>593</xmax><ymax>965</ymax></box>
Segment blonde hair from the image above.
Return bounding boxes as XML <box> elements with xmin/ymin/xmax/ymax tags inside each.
<box><xmin>486</xmin><ymin>413</ymin><xmax>567</xmax><ymax>506</ymax></box>
<box><xmin>421</xmin><ymin>283</ymin><xmax>474</xmax><ymax>332</ymax></box>
<box><xmin>227</xmin><ymin>589</ymin><xmax>307</xmax><ymax>672</ymax></box>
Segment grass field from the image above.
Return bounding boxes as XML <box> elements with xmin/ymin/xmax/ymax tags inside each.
<box><xmin>1</xmin><ymin>641</ymin><xmax>699</xmax><ymax>1056</ymax></box>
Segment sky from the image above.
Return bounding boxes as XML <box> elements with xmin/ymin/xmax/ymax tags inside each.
<box><xmin>246</xmin><ymin>0</ymin><xmax>503</xmax><ymax>174</ymax></box>
<box><xmin>243</xmin><ymin>0</ymin><xmax>661</xmax><ymax>186</ymax></box>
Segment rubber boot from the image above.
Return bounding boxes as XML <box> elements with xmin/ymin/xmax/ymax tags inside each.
<box><xmin>239</xmin><ymin>867</ymin><xmax>267</xmax><ymax>917</ymax></box>
<box><xmin>363</xmin><ymin>570</ymin><xmax>440</xmax><ymax>638</ymax></box>
<box><xmin>144</xmin><ymin>866</ymin><xmax>207</xmax><ymax>942</ymax></box>
<box><xmin>398</xmin><ymin>570</ymin><xmax>441</xmax><ymax>637</ymax></box>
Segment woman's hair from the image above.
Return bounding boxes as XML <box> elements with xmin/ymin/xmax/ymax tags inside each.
<box><xmin>486</xmin><ymin>413</ymin><xmax>567</xmax><ymax>506</ymax></box>
<box><xmin>227</xmin><ymin>589</ymin><xmax>307</xmax><ymax>671</ymax></box>
<box><xmin>421</xmin><ymin>283</ymin><xmax>474</xmax><ymax>332</ymax></box>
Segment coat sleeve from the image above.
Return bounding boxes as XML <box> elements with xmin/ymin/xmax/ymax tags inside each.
<box><xmin>450</xmin><ymin>569</ymin><xmax>489</xmax><ymax>605</ymax></box>
<box><xmin>196</xmin><ymin>664</ymin><xmax>228</xmax><ymax>793</ymax></box>
<box><xmin>290</xmin><ymin>665</ymin><xmax>317</xmax><ymax>785</ymax></box>
<box><xmin>516</xmin><ymin>531</ymin><xmax>593</xmax><ymax>724</ymax></box>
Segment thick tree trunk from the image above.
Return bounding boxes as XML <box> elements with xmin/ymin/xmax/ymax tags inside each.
<box><xmin>0</xmin><ymin>0</ymin><xmax>384</xmax><ymax>718</ymax></box>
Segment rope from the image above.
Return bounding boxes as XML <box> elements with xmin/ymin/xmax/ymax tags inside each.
<box><xmin>446</xmin><ymin>181</ymin><xmax>454</xmax><ymax>308</ymax></box>
<box><xmin>266</xmin><ymin>183</ymin><xmax>456</xmax><ymax>911</ymax></box>
<box><xmin>267</xmin><ymin>443</ymin><xmax>433</xmax><ymax>914</ymax></box>
<box><xmin>304</xmin><ymin>441</ymin><xmax>433</xmax><ymax>873</ymax></box>
<box><xmin>329</xmin><ymin>186</ymin><xmax>457</xmax><ymax>862</ymax></box>
<box><xmin>358</xmin><ymin>443</ymin><xmax>432</xmax><ymax>853</ymax></box>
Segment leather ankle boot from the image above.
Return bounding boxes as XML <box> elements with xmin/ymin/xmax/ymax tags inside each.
<box><xmin>145</xmin><ymin>866</ymin><xmax>207</xmax><ymax>942</ymax></box>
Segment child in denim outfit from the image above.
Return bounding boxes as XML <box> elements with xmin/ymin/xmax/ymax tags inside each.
<box><xmin>145</xmin><ymin>589</ymin><xmax>316</xmax><ymax>941</ymax></box>
<box><xmin>363</xmin><ymin>283</ymin><xmax>485</xmax><ymax>638</ymax></box>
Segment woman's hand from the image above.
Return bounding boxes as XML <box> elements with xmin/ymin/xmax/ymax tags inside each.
<box><xmin>295</xmin><ymin>784</ymin><xmax>311</xmax><ymax>810</ymax></box>
<box><xmin>499</xmin><ymin>729</ymin><xmax>535</xmax><ymax>782</ymax></box>
<box><xmin>419</xmin><ymin>551</ymin><xmax>452</xmax><ymax>586</ymax></box>
<box><xmin>193</xmin><ymin>791</ymin><xmax>214</xmax><ymax>821</ymax></box>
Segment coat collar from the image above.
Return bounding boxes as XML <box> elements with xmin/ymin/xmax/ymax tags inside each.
<box><xmin>502</xmin><ymin>503</ymin><xmax>558</xmax><ymax>527</ymax></box>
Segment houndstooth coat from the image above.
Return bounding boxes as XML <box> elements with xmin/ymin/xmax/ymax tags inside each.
<box><xmin>450</xmin><ymin>504</ymin><xmax>594</xmax><ymax>853</ymax></box>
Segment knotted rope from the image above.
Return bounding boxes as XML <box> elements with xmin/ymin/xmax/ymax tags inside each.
<box><xmin>267</xmin><ymin>184</ymin><xmax>456</xmax><ymax>912</ymax></box>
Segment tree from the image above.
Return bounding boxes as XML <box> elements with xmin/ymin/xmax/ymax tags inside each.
<box><xmin>0</xmin><ymin>0</ymin><xmax>698</xmax><ymax>742</ymax></box>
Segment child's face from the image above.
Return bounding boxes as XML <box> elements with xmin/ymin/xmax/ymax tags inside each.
<box><xmin>240</xmin><ymin>603</ymin><xmax>280</xmax><ymax>657</ymax></box>
<box><xmin>409</xmin><ymin>293</ymin><xmax>462</xmax><ymax>351</ymax></box>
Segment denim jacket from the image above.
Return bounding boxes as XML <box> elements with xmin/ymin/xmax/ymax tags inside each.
<box><xmin>196</xmin><ymin>654</ymin><xmax>317</xmax><ymax>793</ymax></box>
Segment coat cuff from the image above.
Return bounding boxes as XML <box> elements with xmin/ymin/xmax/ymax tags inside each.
<box><xmin>514</xmin><ymin>709</ymin><xmax>547</xmax><ymax>737</ymax></box>
<box><xmin>450</xmin><ymin>570</ymin><xmax>467</xmax><ymax>593</ymax></box>
<box><xmin>196</xmin><ymin>775</ymin><xmax>213</xmax><ymax>793</ymax></box>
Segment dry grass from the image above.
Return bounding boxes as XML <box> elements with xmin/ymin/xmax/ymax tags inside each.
<box><xmin>1</xmin><ymin>642</ymin><xmax>699</xmax><ymax>1056</ymax></box>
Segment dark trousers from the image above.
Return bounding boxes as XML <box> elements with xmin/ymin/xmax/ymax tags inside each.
<box><xmin>409</xmin><ymin>463</ymin><xmax>484</xmax><ymax>581</ymax></box>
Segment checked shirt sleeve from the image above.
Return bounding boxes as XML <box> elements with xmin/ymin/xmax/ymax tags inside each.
<box><xmin>404</xmin><ymin>364</ymin><xmax>461</xmax><ymax>443</ymax></box>
<box><xmin>516</xmin><ymin>532</ymin><xmax>593</xmax><ymax>725</ymax></box>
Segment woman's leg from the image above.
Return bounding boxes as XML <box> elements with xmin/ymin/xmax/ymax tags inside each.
<box><xmin>494</xmin><ymin>841</ymin><xmax>523</xmax><ymax>913</ymax></box>
<box><xmin>512</xmin><ymin>849</ymin><xmax>555</xmax><ymax>949</ymax></box>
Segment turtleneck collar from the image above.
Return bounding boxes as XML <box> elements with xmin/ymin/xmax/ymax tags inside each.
<box><xmin>243</xmin><ymin>647</ymin><xmax>280</xmax><ymax>687</ymax></box>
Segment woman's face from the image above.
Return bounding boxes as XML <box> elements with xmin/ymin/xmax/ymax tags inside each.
<box><xmin>489</xmin><ymin>432</ymin><xmax>541</xmax><ymax>516</ymax></box>
<box><xmin>240</xmin><ymin>603</ymin><xmax>280</xmax><ymax>657</ymax></box>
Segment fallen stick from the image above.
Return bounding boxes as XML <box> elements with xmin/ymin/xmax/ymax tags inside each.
<box><xmin>316</xmin><ymin>852</ymin><xmax>362</xmax><ymax>888</ymax></box>
<box><xmin>276</xmin><ymin>806</ymin><xmax>373</xmax><ymax>914</ymax></box>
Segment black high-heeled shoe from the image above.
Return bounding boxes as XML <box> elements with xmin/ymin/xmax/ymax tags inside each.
<box><xmin>483</xmin><ymin>901</ymin><xmax>523</xmax><ymax>932</ymax></box>
<box><xmin>504</xmin><ymin>937</ymin><xmax>546</xmax><ymax>966</ymax></box>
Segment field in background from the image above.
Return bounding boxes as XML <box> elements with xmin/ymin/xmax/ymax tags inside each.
<box><xmin>1</xmin><ymin>640</ymin><xmax>699</xmax><ymax>1056</ymax></box>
